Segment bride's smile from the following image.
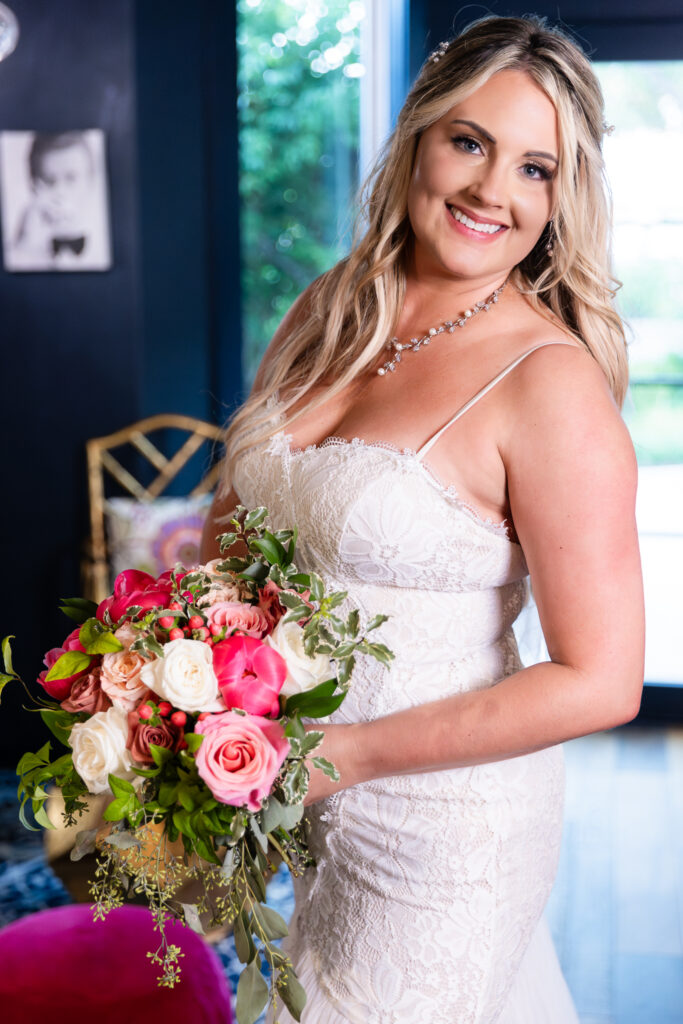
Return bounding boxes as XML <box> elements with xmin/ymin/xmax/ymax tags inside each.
<box><xmin>407</xmin><ymin>68</ymin><xmax>559</xmax><ymax>286</ymax></box>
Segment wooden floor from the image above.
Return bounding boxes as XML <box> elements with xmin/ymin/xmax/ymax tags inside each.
<box><xmin>546</xmin><ymin>725</ymin><xmax>683</xmax><ymax>1024</ymax></box>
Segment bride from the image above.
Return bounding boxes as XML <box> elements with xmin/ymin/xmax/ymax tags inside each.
<box><xmin>201</xmin><ymin>15</ymin><xmax>644</xmax><ymax>1023</ymax></box>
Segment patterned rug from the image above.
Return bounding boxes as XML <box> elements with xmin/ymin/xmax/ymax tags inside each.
<box><xmin>0</xmin><ymin>770</ymin><xmax>295</xmax><ymax>1021</ymax></box>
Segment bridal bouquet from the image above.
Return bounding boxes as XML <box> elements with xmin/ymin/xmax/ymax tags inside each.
<box><xmin>2</xmin><ymin>505</ymin><xmax>392</xmax><ymax>1024</ymax></box>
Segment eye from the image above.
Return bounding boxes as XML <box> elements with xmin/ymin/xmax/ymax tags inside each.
<box><xmin>521</xmin><ymin>161</ymin><xmax>552</xmax><ymax>181</ymax></box>
<box><xmin>452</xmin><ymin>134</ymin><xmax>483</xmax><ymax>155</ymax></box>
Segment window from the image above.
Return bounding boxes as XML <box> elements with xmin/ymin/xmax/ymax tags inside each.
<box><xmin>597</xmin><ymin>61</ymin><xmax>683</xmax><ymax>685</ymax></box>
<box><xmin>237</xmin><ymin>0</ymin><xmax>365</xmax><ymax>385</ymax></box>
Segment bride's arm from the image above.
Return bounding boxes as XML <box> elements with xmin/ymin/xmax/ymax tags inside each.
<box><xmin>306</xmin><ymin>345</ymin><xmax>644</xmax><ymax>801</ymax></box>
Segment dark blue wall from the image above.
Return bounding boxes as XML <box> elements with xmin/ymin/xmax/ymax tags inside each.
<box><xmin>0</xmin><ymin>0</ymin><xmax>241</xmax><ymax>764</ymax></box>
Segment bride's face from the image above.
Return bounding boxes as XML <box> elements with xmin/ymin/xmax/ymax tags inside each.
<box><xmin>406</xmin><ymin>69</ymin><xmax>559</xmax><ymax>283</ymax></box>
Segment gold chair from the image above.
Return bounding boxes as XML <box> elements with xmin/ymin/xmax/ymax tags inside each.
<box><xmin>82</xmin><ymin>414</ymin><xmax>224</xmax><ymax>603</ymax></box>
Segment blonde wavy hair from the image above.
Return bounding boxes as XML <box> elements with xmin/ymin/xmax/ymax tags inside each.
<box><xmin>222</xmin><ymin>14</ymin><xmax>627</xmax><ymax>488</ymax></box>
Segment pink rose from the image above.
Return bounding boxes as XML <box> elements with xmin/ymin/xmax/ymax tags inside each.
<box><xmin>212</xmin><ymin>635</ymin><xmax>287</xmax><ymax>717</ymax></box>
<box><xmin>205</xmin><ymin>602</ymin><xmax>270</xmax><ymax>639</ymax></box>
<box><xmin>257</xmin><ymin>580</ymin><xmax>286</xmax><ymax>630</ymax></box>
<box><xmin>100</xmin><ymin>649</ymin><xmax>150</xmax><ymax>711</ymax></box>
<box><xmin>195</xmin><ymin>711</ymin><xmax>290</xmax><ymax>811</ymax></box>
<box><xmin>61</xmin><ymin>667</ymin><xmax>112</xmax><ymax>714</ymax></box>
<box><xmin>36</xmin><ymin>628</ymin><xmax>96</xmax><ymax>701</ymax></box>
<box><xmin>96</xmin><ymin>570</ymin><xmax>173</xmax><ymax>624</ymax></box>
<box><xmin>126</xmin><ymin>709</ymin><xmax>183</xmax><ymax>765</ymax></box>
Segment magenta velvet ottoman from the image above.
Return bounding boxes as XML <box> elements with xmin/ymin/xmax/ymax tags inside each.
<box><xmin>0</xmin><ymin>904</ymin><xmax>233</xmax><ymax>1023</ymax></box>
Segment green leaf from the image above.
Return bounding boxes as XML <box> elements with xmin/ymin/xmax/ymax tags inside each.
<box><xmin>278</xmin><ymin>590</ymin><xmax>308</xmax><ymax>611</ymax></box>
<box><xmin>284</xmin><ymin>691</ymin><xmax>346</xmax><ymax>719</ymax></box>
<box><xmin>40</xmin><ymin>709</ymin><xmax>74</xmax><ymax>748</ymax></box>
<box><xmin>276</xmin><ymin>967</ymin><xmax>307</xmax><ymax>1021</ymax></box>
<box><xmin>221</xmin><ymin>847</ymin><xmax>237</xmax><ymax>881</ymax></box>
<box><xmin>258</xmin><ymin>794</ymin><xmax>284</xmax><ymax>834</ymax></box>
<box><xmin>286</xmin><ymin>573</ymin><xmax>311</xmax><ymax>588</ymax></box>
<box><xmin>59</xmin><ymin>597</ymin><xmax>98</xmax><ymax>624</ymax></box>
<box><xmin>278</xmin><ymin>800</ymin><xmax>304</xmax><ymax>830</ymax></box>
<box><xmin>238</xmin><ymin>561</ymin><xmax>269</xmax><ymax>582</ymax></box>
<box><xmin>218</xmin><ymin>531</ymin><xmax>238</xmax><ymax>551</ymax></box>
<box><xmin>235</xmin><ymin>958</ymin><xmax>269</xmax><ymax>1024</ymax></box>
<box><xmin>311</xmin><ymin>756</ymin><xmax>340</xmax><ymax>782</ymax></box>
<box><xmin>33</xmin><ymin>800</ymin><xmax>53</xmax><ymax>830</ymax></box>
<box><xmin>233</xmin><ymin>910</ymin><xmax>256</xmax><ymax>966</ymax></box>
<box><xmin>308</xmin><ymin>572</ymin><xmax>324</xmax><ymax>602</ymax></box>
<box><xmin>283</xmin><ymin>678</ymin><xmax>336</xmax><ymax>716</ymax></box>
<box><xmin>149</xmin><ymin>743</ymin><xmax>174</xmax><ymax>768</ymax></box>
<box><xmin>249</xmin><ymin>534</ymin><xmax>286</xmax><ymax>566</ymax></box>
<box><xmin>108</xmin><ymin>774</ymin><xmax>136</xmax><ymax>799</ymax></box>
<box><xmin>44</xmin><ymin>650</ymin><xmax>90</xmax><ymax>683</ymax></box>
<box><xmin>2</xmin><ymin>635</ymin><xmax>15</xmax><ymax>676</ymax></box>
<box><xmin>297</xmin><ymin>731</ymin><xmax>324</xmax><ymax>756</ymax></box>
<box><xmin>324</xmin><ymin>590</ymin><xmax>348</xmax><ymax>610</ymax></box>
<box><xmin>252</xmin><ymin>902</ymin><xmax>289</xmax><ymax>940</ymax></box>
<box><xmin>0</xmin><ymin>674</ymin><xmax>15</xmax><ymax>701</ymax></box>
<box><xmin>16</xmin><ymin>742</ymin><xmax>51</xmax><ymax>775</ymax></box>
<box><xmin>366</xmin><ymin>613</ymin><xmax>389</xmax><ymax>632</ymax></box>
<box><xmin>283</xmin><ymin>716</ymin><xmax>305</xmax><ymax>740</ymax></box>
<box><xmin>183</xmin><ymin>732</ymin><xmax>204</xmax><ymax>754</ymax></box>
<box><xmin>346</xmin><ymin>609</ymin><xmax>360</xmax><ymax>637</ymax></box>
<box><xmin>103</xmin><ymin>799</ymin><xmax>128</xmax><ymax>822</ymax></box>
<box><xmin>78</xmin><ymin>618</ymin><xmax>124</xmax><ymax>655</ymax></box>
<box><xmin>244</xmin><ymin>506</ymin><xmax>268</xmax><ymax>531</ymax></box>
<box><xmin>281</xmin><ymin>761</ymin><xmax>309</xmax><ymax>804</ymax></box>
<box><xmin>220</xmin><ymin>556</ymin><xmax>249</xmax><ymax>571</ymax></box>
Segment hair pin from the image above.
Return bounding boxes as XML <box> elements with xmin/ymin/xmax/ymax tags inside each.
<box><xmin>430</xmin><ymin>40</ymin><xmax>450</xmax><ymax>64</ymax></box>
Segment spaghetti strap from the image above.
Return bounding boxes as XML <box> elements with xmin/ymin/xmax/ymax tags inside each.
<box><xmin>416</xmin><ymin>341</ymin><xmax>576</xmax><ymax>461</ymax></box>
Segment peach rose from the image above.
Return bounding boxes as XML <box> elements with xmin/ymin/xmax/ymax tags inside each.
<box><xmin>114</xmin><ymin>622</ymin><xmax>138</xmax><ymax>650</ymax></box>
<box><xmin>195</xmin><ymin>710</ymin><xmax>290</xmax><ymax>811</ymax></box>
<box><xmin>205</xmin><ymin>602</ymin><xmax>270</xmax><ymax>639</ymax></box>
<box><xmin>100</xmin><ymin>649</ymin><xmax>149</xmax><ymax>711</ymax></box>
<box><xmin>61</xmin><ymin>667</ymin><xmax>112</xmax><ymax>715</ymax></box>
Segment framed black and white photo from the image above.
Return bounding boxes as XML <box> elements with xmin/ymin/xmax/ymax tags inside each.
<box><xmin>0</xmin><ymin>129</ymin><xmax>112</xmax><ymax>272</ymax></box>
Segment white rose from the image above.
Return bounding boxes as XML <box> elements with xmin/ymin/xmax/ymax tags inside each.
<box><xmin>139</xmin><ymin>638</ymin><xmax>221</xmax><ymax>713</ymax></box>
<box><xmin>264</xmin><ymin>620</ymin><xmax>333</xmax><ymax>697</ymax></box>
<box><xmin>69</xmin><ymin>706</ymin><xmax>133</xmax><ymax>795</ymax></box>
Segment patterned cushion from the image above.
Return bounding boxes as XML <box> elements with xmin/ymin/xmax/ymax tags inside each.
<box><xmin>105</xmin><ymin>495</ymin><xmax>213</xmax><ymax>580</ymax></box>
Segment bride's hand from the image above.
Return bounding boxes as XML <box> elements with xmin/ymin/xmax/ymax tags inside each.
<box><xmin>302</xmin><ymin>722</ymin><xmax>363</xmax><ymax>806</ymax></box>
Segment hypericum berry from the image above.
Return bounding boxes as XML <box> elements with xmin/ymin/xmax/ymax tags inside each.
<box><xmin>196</xmin><ymin>627</ymin><xmax>210</xmax><ymax>641</ymax></box>
<box><xmin>158</xmin><ymin>615</ymin><xmax>175</xmax><ymax>629</ymax></box>
<box><xmin>169</xmin><ymin>601</ymin><xmax>183</xmax><ymax>611</ymax></box>
<box><xmin>188</xmin><ymin>615</ymin><xmax>204</xmax><ymax>630</ymax></box>
<box><xmin>138</xmin><ymin>703</ymin><xmax>154</xmax><ymax>721</ymax></box>
<box><xmin>158</xmin><ymin>701</ymin><xmax>172</xmax><ymax>717</ymax></box>
<box><xmin>171</xmin><ymin>710</ymin><xmax>187</xmax><ymax>727</ymax></box>
<box><xmin>169</xmin><ymin>627</ymin><xmax>184</xmax><ymax>641</ymax></box>
<box><xmin>209</xmin><ymin>623</ymin><xmax>223</xmax><ymax>636</ymax></box>
<box><xmin>183</xmin><ymin>627</ymin><xmax>191</xmax><ymax>638</ymax></box>
<box><xmin>197</xmin><ymin>712</ymin><xmax>210</xmax><ymax>721</ymax></box>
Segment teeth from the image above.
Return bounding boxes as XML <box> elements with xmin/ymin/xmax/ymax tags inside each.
<box><xmin>449</xmin><ymin>206</ymin><xmax>504</xmax><ymax>234</ymax></box>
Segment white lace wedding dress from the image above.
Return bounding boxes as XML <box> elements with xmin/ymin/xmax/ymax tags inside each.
<box><xmin>232</xmin><ymin>343</ymin><xmax>579</xmax><ymax>1023</ymax></box>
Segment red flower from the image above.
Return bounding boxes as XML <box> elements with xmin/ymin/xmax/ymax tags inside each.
<box><xmin>96</xmin><ymin>570</ymin><xmax>173</xmax><ymax>624</ymax></box>
<box><xmin>213</xmin><ymin>635</ymin><xmax>287</xmax><ymax>718</ymax></box>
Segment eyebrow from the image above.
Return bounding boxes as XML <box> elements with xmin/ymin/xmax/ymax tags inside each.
<box><xmin>449</xmin><ymin>118</ymin><xmax>558</xmax><ymax>165</ymax></box>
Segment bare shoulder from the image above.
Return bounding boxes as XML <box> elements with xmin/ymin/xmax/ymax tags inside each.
<box><xmin>252</xmin><ymin>278</ymin><xmax>319</xmax><ymax>392</ymax></box>
<box><xmin>504</xmin><ymin>337</ymin><xmax>628</xmax><ymax>447</ymax></box>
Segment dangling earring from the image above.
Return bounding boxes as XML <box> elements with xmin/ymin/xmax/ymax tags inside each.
<box><xmin>545</xmin><ymin>221</ymin><xmax>554</xmax><ymax>258</ymax></box>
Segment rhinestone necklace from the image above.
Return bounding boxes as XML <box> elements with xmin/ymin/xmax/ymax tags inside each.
<box><xmin>376</xmin><ymin>279</ymin><xmax>508</xmax><ymax>377</ymax></box>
